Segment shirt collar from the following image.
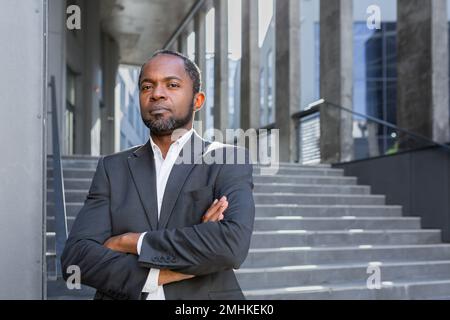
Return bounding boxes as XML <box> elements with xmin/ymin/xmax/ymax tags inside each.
<box><xmin>149</xmin><ymin>128</ymin><xmax>194</xmax><ymax>154</ymax></box>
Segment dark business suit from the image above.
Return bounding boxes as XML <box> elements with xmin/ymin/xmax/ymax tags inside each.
<box><xmin>61</xmin><ymin>131</ymin><xmax>255</xmax><ymax>300</ymax></box>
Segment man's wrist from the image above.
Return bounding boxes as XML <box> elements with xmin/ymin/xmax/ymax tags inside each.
<box><xmin>122</xmin><ymin>232</ymin><xmax>140</xmax><ymax>255</ymax></box>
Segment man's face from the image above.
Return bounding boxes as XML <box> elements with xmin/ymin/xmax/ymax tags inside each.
<box><xmin>139</xmin><ymin>54</ymin><xmax>202</xmax><ymax>137</ymax></box>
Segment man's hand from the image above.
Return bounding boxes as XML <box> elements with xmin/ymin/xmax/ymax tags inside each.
<box><xmin>202</xmin><ymin>196</ymin><xmax>228</xmax><ymax>223</ymax></box>
<box><xmin>103</xmin><ymin>232</ymin><xmax>140</xmax><ymax>255</ymax></box>
<box><xmin>155</xmin><ymin>198</ymin><xmax>228</xmax><ymax>286</ymax></box>
<box><xmin>158</xmin><ymin>269</ymin><xmax>194</xmax><ymax>286</ymax></box>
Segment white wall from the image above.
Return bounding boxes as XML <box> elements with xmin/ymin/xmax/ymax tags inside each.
<box><xmin>0</xmin><ymin>0</ymin><xmax>46</xmax><ymax>299</ymax></box>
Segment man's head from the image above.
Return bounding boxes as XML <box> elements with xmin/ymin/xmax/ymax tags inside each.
<box><xmin>138</xmin><ymin>50</ymin><xmax>205</xmax><ymax>137</ymax></box>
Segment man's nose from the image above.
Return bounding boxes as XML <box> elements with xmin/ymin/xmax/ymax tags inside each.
<box><xmin>150</xmin><ymin>85</ymin><xmax>167</xmax><ymax>101</ymax></box>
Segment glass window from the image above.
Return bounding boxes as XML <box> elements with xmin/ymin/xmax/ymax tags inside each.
<box><xmin>353</xmin><ymin>0</ymin><xmax>397</xmax><ymax>156</ymax></box>
<box><xmin>228</xmin><ymin>0</ymin><xmax>242</xmax><ymax>130</ymax></box>
<box><xmin>187</xmin><ymin>32</ymin><xmax>196</xmax><ymax>61</ymax></box>
<box><xmin>205</xmin><ymin>8</ymin><xmax>215</xmax><ymax>136</ymax></box>
<box><xmin>259</xmin><ymin>69</ymin><xmax>266</xmax><ymax>126</ymax></box>
<box><xmin>65</xmin><ymin>67</ymin><xmax>77</xmax><ymax>155</ymax></box>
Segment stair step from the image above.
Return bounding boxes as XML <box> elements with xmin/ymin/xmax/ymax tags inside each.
<box><xmin>254</xmin><ymin>183</ymin><xmax>371</xmax><ymax>195</ymax></box>
<box><xmin>252</xmin><ymin>167</ymin><xmax>344</xmax><ymax>176</ymax></box>
<box><xmin>48</xmin><ymin>178</ymin><xmax>91</xmax><ymax>190</ymax></box>
<box><xmin>254</xmin><ymin>193</ymin><xmax>385</xmax><ymax>205</ymax></box>
<box><xmin>47</xmin><ymin>202</ymin><xmax>83</xmax><ymax>217</ymax></box>
<box><xmin>47</xmin><ymin>168</ymin><xmax>96</xmax><ymax>179</ymax></box>
<box><xmin>47</xmin><ymin>190</ymin><xmax>87</xmax><ymax>203</ymax></box>
<box><xmin>253</xmin><ymin>217</ymin><xmax>421</xmax><ymax>231</ymax></box>
<box><xmin>249</xmin><ymin>229</ymin><xmax>441</xmax><ymax>248</ymax></box>
<box><xmin>255</xmin><ymin>205</ymin><xmax>403</xmax><ymax>217</ymax></box>
<box><xmin>253</xmin><ymin>175</ymin><xmax>358</xmax><ymax>185</ymax></box>
<box><xmin>47</xmin><ymin>216</ymin><xmax>75</xmax><ymax>232</ymax></box>
<box><xmin>241</xmin><ymin>244</ymin><xmax>450</xmax><ymax>268</ymax></box>
<box><xmin>237</xmin><ymin>260</ymin><xmax>450</xmax><ymax>290</ymax></box>
<box><xmin>243</xmin><ymin>279</ymin><xmax>450</xmax><ymax>300</ymax></box>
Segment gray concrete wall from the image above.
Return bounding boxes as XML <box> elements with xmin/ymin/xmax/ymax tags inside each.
<box><xmin>334</xmin><ymin>147</ymin><xmax>450</xmax><ymax>242</ymax></box>
<box><xmin>0</xmin><ymin>0</ymin><xmax>46</xmax><ymax>299</ymax></box>
<box><xmin>397</xmin><ymin>0</ymin><xmax>450</xmax><ymax>146</ymax></box>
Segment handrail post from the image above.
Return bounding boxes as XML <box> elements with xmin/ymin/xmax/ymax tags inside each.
<box><xmin>49</xmin><ymin>76</ymin><xmax>68</xmax><ymax>279</ymax></box>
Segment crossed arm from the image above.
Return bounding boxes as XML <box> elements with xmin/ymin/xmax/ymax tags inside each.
<box><xmin>103</xmin><ymin>196</ymin><xmax>230</xmax><ymax>286</ymax></box>
<box><xmin>61</xmin><ymin>153</ymin><xmax>254</xmax><ymax>299</ymax></box>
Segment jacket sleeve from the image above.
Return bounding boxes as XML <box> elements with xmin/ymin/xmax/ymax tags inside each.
<box><xmin>60</xmin><ymin>157</ymin><xmax>148</xmax><ymax>300</ymax></box>
<box><xmin>138</xmin><ymin>147</ymin><xmax>255</xmax><ymax>276</ymax></box>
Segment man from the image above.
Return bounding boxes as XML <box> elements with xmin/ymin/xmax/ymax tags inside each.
<box><xmin>61</xmin><ymin>50</ymin><xmax>255</xmax><ymax>300</ymax></box>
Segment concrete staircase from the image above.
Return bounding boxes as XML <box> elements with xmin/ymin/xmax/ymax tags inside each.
<box><xmin>46</xmin><ymin>156</ymin><xmax>450</xmax><ymax>300</ymax></box>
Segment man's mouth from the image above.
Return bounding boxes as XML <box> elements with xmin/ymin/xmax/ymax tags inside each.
<box><xmin>150</xmin><ymin>106</ymin><xmax>170</xmax><ymax>115</ymax></box>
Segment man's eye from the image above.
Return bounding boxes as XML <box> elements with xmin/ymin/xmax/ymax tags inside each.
<box><xmin>141</xmin><ymin>85</ymin><xmax>152</xmax><ymax>90</ymax></box>
<box><xmin>168</xmin><ymin>83</ymin><xmax>180</xmax><ymax>88</ymax></box>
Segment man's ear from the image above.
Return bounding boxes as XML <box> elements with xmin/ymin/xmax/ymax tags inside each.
<box><xmin>193</xmin><ymin>92</ymin><xmax>206</xmax><ymax>112</ymax></box>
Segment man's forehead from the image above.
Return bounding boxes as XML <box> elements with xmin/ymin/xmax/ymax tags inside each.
<box><xmin>141</xmin><ymin>54</ymin><xmax>188</xmax><ymax>79</ymax></box>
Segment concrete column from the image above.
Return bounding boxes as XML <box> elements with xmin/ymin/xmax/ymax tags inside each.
<box><xmin>100</xmin><ymin>33</ymin><xmax>119</xmax><ymax>155</ymax></box>
<box><xmin>275</xmin><ymin>0</ymin><xmax>301</xmax><ymax>162</ymax></box>
<box><xmin>0</xmin><ymin>0</ymin><xmax>46</xmax><ymax>299</ymax></box>
<box><xmin>213</xmin><ymin>0</ymin><xmax>229</xmax><ymax>132</ymax></box>
<box><xmin>397</xmin><ymin>0</ymin><xmax>450</xmax><ymax>147</ymax></box>
<box><xmin>47</xmin><ymin>0</ymin><xmax>66</xmax><ymax>155</ymax></box>
<box><xmin>240</xmin><ymin>0</ymin><xmax>260</xmax><ymax>131</ymax></box>
<box><xmin>319</xmin><ymin>0</ymin><xmax>354</xmax><ymax>163</ymax></box>
<box><xmin>178</xmin><ymin>33</ymin><xmax>188</xmax><ymax>55</ymax></box>
<box><xmin>80</xmin><ymin>0</ymin><xmax>102</xmax><ymax>155</ymax></box>
<box><xmin>194</xmin><ymin>9</ymin><xmax>207</xmax><ymax>135</ymax></box>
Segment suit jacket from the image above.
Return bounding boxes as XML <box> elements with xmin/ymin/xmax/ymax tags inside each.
<box><xmin>61</xmin><ymin>131</ymin><xmax>255</xmax><ymax>300</ymax></box>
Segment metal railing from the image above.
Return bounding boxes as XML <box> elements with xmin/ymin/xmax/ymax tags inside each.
<box><xmin>292</xmin><ymin>99</ymin><xmax>450</xmax><ymax>164</ymax></box>
<box><xmin>49</xmin><ymin>76</ymin><xmax>68</xmax><ymax>278</ymax></box>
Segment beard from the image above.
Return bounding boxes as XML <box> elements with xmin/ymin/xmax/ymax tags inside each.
<box><xmin>142</xmin><ymin>103</ymin><xmax>194</xmax><ymax>137</ymax></box>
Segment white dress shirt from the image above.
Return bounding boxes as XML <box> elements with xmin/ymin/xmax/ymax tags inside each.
<box><xmin>136</xmin><ymin>128</ymin><xmax>194</xmax><ymax>300</ymax></box>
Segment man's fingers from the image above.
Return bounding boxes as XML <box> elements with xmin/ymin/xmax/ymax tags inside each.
<box><xmin>203</xmin><ymin>200</ymin><xmax>228</xmax><ymax>222</ymax></box>
<box><xmin>202</xmin><ymin>197</ymin><xmax>228</xmax><ymax>222</ymax></box>
<box><xmin>204</xmin><ymin>196</ymin><xmax>226</xmax><ymax>216</ymax></box>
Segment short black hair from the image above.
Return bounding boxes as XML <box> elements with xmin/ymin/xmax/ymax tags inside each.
<box><xmin>138</xmin><ymin>50</ymin><xmax>202</xmax><ymax>95</ymax></box>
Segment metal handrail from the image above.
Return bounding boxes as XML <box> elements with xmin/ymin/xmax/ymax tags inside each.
<box><xmin>295</xmin><ymin>99</ymin><xmax>450</xmax><ymax>152</ymax></box>
<box><xmin>49</xmin><ymin>76</ymin><xmax>68</xmax><ymax>278</ymax></box>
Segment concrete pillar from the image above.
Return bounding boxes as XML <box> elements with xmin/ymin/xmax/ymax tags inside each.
<box><xmin>319</xmin><ymin>0</ymin><xmax>354</xmax><ymax>163</ymax></box>
<box><xmin>194</xmin><ymin>9</ymin><xmax>207</xmax><ymax>135</ymax></box>
<box><xmin>100</xmin><ymin>33</ymin><xmax>119</xmax><ymax>155</ymax></box>
<box><xmin>213</xmin><ymin>0</ymin><xmax>229</xmax><ymax>132</ymax></box>
<box><xmin>0</xmin><ymin>0</ymin><xmax>46</xmax><ymax>299</ymax></box>
<box><xmin>47</xmin><ymin>0</ymin><xmax>66</xmax><ymax>156</ymax></box>
<box><xmin>240</xmin><ymin>0</ymin><xmax>260</xmax><ymax>131</ymax></box>
<box><xmin>275</xmin><ymin>0</ymin><xmax>301</xmax><ymax>162</ymax></box>
<box><xmin>178</xmin><ymin>33</ymin><xmax>188</xmax><ymax>55</ymax></box>
<box><xmin>79</xmin><ymin>0</ymin><xmax>102</xmax><ymax>155</ymax></box>
<box><xmin>397</xmin><ymin>0</ymin><xmax>449</xmax><ymax>147</ymax></box>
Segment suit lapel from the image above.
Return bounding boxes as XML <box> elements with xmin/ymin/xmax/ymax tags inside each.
<box><xmin>127</xmin><ymin>141</ymin><xmax>159</xmax><ymax>231</ymax></box>
<box><xmin>157</xmin><ymin>131</ymin><xmax>209</xmax><ymax>230</ymax></box>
